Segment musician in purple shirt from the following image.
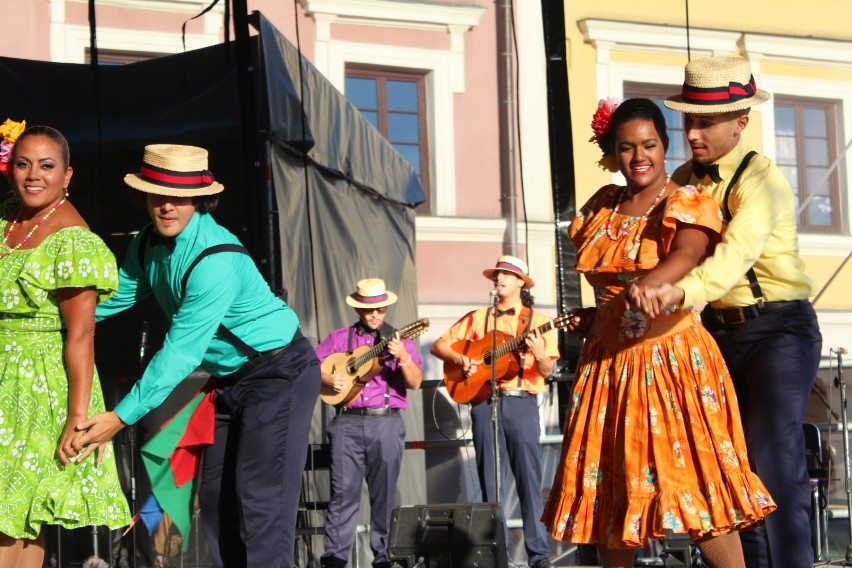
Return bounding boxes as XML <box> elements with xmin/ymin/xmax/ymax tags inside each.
<box><xmin>315</xmin><ymin>278</ymin><xmax>423</xmax><ymax>568</ymax></box>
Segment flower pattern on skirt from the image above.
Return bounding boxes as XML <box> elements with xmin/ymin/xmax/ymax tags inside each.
<box><xmin>542</xmin><ymin>185</ymin><xmax>775</xmax><ymax>547</ymax></box>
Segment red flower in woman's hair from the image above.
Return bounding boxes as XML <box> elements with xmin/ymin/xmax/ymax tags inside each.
<box><xmin>589</xmin><ymin>98</ymin><xmax>620</xmax><ymax>148</ymax></box>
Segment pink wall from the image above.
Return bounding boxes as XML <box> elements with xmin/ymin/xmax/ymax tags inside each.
<box><xmin>247</xmin><ymin>1</ymin><xmax>316</xmax><ymax>60</ymax></box>
<box><xmin>417</xmin><ymin>241</ymin><xmax>529</xmax><ymax>303</ymax></box>
<box><xmin>0</xmin><ymin>1</ymin><xmax>51</xmax><ymax>61</ymax></box>
<box><xmin>453</xmin><ymin>6</ymin><xmax>501</xmax><ymax>218</ymax></box>
<box><xmin>65</xmin><ymin>2</ymin><xmax>206</xmax><ymax>34</ymax></box>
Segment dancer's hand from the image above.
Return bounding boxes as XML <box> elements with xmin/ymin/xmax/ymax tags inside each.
<box><xmin>73</xmin><ymin>411</ymin><xmax>126</xmax><ymax>464</ymax></box>
<box><xmin>57</xmin><ymin>417</ymin><xmax>87</xmax><ymax>466</ymax></box>
<box><xmin>628</xmin><ymin>281</ymin><xmax>684</xmax><ymax>318</ymax></box>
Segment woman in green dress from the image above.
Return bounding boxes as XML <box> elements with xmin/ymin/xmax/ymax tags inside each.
<box><xmin>0</xmin><ymin>124</ymin><xmax>130</xmax><ymax>566</ymax></box>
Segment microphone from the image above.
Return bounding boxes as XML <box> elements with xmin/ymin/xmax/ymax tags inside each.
<box><xmin>139</xmin><ymin>320</ymin><xmax>150</xmax><ymax>365</ymax></box>
<box><xmin>489</xmin><ymin>288</ymin><xmax>499</xmax><ymax>305</ymax></box>
<box><xmin>833</xmin><ymin>347</ymin><xmax>848</xmax><ymax>355</ymax></box>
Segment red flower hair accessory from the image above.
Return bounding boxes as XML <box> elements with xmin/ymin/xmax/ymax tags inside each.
<box><xmin>0</xmin><ymin>118</ymin><xmax>26</xmax><ymax>177</ymax></box>
<box><xmin>589</xmin><ymin>98</ymin><xmax>620</xmax><ymax>148</ymax></box>
<box><xmin>589</xmin><ymin>99</ymin><xmax>620</xmax><ymax>172</ymax></box>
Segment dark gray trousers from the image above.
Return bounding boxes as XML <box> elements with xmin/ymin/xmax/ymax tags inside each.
<box><xmin>200</xmin><ymin>336</ymin><xmax>321</xmax><ymax>568</ymax></box>
<box><xmin>321</xmin><ymin>411</ymin><xmax>405</xmax><ymax>567</ymax></box>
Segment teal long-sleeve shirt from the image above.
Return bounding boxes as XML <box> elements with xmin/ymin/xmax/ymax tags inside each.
<box><xmin>96</xmin><ymin>212</ymin><xmax>300</xmax><ymax>425</ymax></box>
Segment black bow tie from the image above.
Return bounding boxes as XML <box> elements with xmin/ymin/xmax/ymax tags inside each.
<box><xmin>495</xmin><ymin>307</ymin><xmax>515</xmax><ymax>317</ymax></box>
<box><xmin>355</xmin><ymin>322</ymin><xmax>380</xmax><ymax>340</ymax></box>
<box><xmin>149</xmin><ymin>232</ymin><xmax>176</xmax><ymax>251</ymax></box>
<box><xmin>692</xmin><ymin>161</ymin><xmax>722</xmax><ymax>183</ymax></box>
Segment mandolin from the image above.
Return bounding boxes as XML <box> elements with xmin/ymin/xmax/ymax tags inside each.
<box><xmin>320</xmin><ymin>318</ymin><xmax>430</xmax><ymax>407</ymax></box>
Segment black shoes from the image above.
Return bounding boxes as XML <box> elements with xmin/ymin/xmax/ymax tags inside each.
<box><xmin>531</xmin><ymin>559</ymin><xmax>552</xmax><ymax>568</ymax></box>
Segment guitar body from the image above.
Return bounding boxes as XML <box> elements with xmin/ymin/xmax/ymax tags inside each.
<box><xmin>443</xmin><ymin>332</ymin><xmax>520</xmax><ymax>404</ymax></box>
<box><xmin>319</xmin><ymin>345</ymin><xmax>383</xmax><ymax>407</ymax></box>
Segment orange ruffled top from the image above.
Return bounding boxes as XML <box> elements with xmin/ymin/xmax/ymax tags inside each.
<box><xmin>542</xmin><ymin>184</ymin><xmax>776</xmax><ymax>547</ymax></box>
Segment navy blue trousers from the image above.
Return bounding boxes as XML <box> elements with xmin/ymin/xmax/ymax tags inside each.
<box><xmin>471</xmin><ymin>395</ymin><xmax>550</xmax><ymax>565</ymax></box>
<box><xmin>200</xmin><ymin>336</ymin><xmax>321</xmax><ymax>568</ymax></box>
<box><xmin>703</xmin><ymin>301</ymin><xmax>821</xmax><ymax>568</ymax></box>
<box><xmin>321</xmin><ymin>411</ymin><xmax>405</xmax><ymax>567</ymax></box>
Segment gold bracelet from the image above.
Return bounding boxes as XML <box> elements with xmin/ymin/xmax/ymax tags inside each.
<box><xmin>399</xmin><ymin>356</ymin><xmax>412</xmax><ymax>368</ymax></box>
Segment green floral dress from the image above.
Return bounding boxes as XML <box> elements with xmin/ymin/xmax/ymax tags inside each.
<box><xmin>0</xmin><ymin>199</ymin><xmax>131</xmax><ymax>539</ymax></box>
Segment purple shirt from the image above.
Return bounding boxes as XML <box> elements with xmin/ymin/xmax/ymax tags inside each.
<box><xmin>315</xmin><ymin>325</ymin><xmax>422</xmax><ymax>409</ymax></box>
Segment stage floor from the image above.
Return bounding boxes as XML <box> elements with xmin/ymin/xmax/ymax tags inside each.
<box><xmin>548</xmin><ymin>514</ymin><xmax>852</xmax><ymax>566</ymax></box>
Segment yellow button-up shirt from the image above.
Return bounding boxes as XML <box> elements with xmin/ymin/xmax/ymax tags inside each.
<box><xmin>673</xmin><ymin>140</ymin><xmax>815</xmax><ymax>308</ymax></box>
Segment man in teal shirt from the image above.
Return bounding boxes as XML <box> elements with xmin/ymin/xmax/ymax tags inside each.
<box><xmin>75</xmin><ymin>144</ymin><xmax>321</xmax><ymax>568</ymax></box>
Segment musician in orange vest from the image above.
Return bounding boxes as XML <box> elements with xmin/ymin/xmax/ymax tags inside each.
<box><xmin>430</xmin><ymin>255</ymin><xmax>559</xmax><ymax>568</ymax></box>
<box><xmin>316</xmin><ymin>278</ymin><xmax>423</xmax><ymax>568</ymax></box>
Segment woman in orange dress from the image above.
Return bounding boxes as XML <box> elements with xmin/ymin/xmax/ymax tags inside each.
<box><xmin>541</xmin><ymin>98</ymin><xmax>775</xmax><ymax>568</ymax></box>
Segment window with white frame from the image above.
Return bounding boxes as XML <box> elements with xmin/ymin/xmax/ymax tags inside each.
<box><xmin>345</xmin><ymin>67</ymin><xmax>431</xmax><ymax>212</ymax></box>
<box><xmin>774</xmin><ymin>96</ymin><xmax>844</xmax><ymax>234</ymax></box>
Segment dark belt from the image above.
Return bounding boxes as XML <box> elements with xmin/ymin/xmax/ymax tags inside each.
<box><xmin>498</xmin><ymin>389</ymin><xmax>531</xmax><ymax>398</ymax></box>
<box><xmin>708</xmin><ymin>300</ymin><xmax>807</xmax><ymax>326</ymax></box>
<box><xmin>338</xmin><ymin>407</ymin><xmax>399</xmax><ymax>416</ymax></box>
<box><xmin>221</xmin><ymin>328</ymin><xmax>303</xmax><ymax>381</ymax></box>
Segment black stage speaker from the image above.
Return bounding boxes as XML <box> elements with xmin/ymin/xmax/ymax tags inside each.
<box><xmin>389</xmin><ymin>503</ymin><xmax>507</xmax><ymax>568</ymax></box>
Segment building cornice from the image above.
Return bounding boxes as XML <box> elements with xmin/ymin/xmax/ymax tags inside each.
<box><xmin>742</xmin><ymin>32</ymin><xmax>852</xmax><ymax>69</ymax></box>
<box><xmin>579</xmin><ymin>18</ymin><xmax>740</xmax><ymax>58</ymax></box>
<box><xmin>305</xmin><ymin>0</ymin><xmax>484</xmax><ymax>32</ymax></box>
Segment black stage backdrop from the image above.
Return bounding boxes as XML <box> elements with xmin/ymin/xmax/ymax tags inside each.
<box><xmin>0</xmin><ymin>11</ymin><xmax>424</xmax><ymax>566</ymax></box>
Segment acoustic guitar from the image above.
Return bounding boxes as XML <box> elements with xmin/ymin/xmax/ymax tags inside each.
<box><xmin>320</xmin><ymin>318</ymin><xmax>430</xmax><ymax>407</ymax></box>
<box><xmin>443</xmin><ymin>313</ymin><xmax>571</xmax><ymax>404</ymax></box>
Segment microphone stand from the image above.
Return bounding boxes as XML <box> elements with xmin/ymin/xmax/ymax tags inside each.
<box><xmin>128</xmin><ymin>321</ymin><xmax>149</xmax><ymax>568</ymax></box>
<box><xmin>834</xmin><ymin>346</ymin><xmax>852</xmax><ymax>565</ymax></box>
<box><xmin>488</xmin><ymin>289</ymin><xmax>501</xmax><ymax>504</ymax></box>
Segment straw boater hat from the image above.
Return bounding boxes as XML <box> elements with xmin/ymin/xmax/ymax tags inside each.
<box><xmin>664</xmin><ymin>57</ymin><xmax>770</xmax><ymax>114</ymax></box>
<box><xmin>346</xmin><ymin>278</ymin><xmax>399</xmax><ymax>309</ymax></box>
<box><xmin>124</xmin><ymin>144</ymin><xmax>224</xmax><ymax>196</ymax></box>
<box><xmin>482</xmin><ymin>255</ymin><xmax>535</xmax><ymax>288</ymax></box>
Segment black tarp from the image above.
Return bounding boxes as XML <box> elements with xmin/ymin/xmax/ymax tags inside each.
<box><xmin>256</xmin><ymin>12</ymin><xmax>425</xmax><ymax>341</ymax></box>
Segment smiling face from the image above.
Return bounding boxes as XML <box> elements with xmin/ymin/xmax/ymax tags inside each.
<box><xmin>613</xmin><ymin>118</ymin><xmax>669</xmax><ymax>192</ymax></box>
<box><xmin>684</xmin><ymin>111</ymin><xmax>749</xmax><ymax>165</ymax></box>
<box><xmin>146</xmin><ymin>193</ymin><xmax>197</xmax><ymax>238</ymax></box>
<box><xmin>11</xmin><ymin>134</ymin><xmax>73</xmax><ymax>214</ymax></box>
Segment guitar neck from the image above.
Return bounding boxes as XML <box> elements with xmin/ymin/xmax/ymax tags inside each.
<box><xmin>348</xmin><ymin>321</ymin><xmax>426</xmax><ymax>372</ymax></box>
<box><xmin>493</xmin><ymin>320</ymin><xmax>555</xmax><ymax>359</ymax></box>
<box><xmin>350</xmin><ymin>337</ymin><xmax>390</xmax><ymax>371</ymax></box>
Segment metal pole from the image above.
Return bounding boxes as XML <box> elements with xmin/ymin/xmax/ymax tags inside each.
<box><xmin>496</xmin><ymin>0</ymin><xmax>518</xmax><ymax>255</ymax></box>
<box><xmin>833</xmin><ymin>347</ymin><xmax>852</xmax><ymax>564</ymax></box>
<box><xmin>489</xmin><ymin>291</ymin><xmax>502</xmax><ymax>502</ymax></box>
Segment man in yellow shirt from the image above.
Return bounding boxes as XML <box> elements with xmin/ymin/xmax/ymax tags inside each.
<box><xmin>632</xmin><ymin>57</ymin><xmax>822</xmax><ymax>568</ymax></box>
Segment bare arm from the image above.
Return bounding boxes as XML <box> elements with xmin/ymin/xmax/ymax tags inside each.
<box><xmin>525</xmin><ymin>329</ymin><xmax>554</xmax><ymax>377</ymax></box>
<box><xmin>430</xmin><ymin>337</ymin><xmax>482</xmax><ymax>377</ymax></box>
<box><xmin>387</xmin><ymin>337</ymin><xmax>423</xmax><ymax>390</ymax></box>
<box><xmin>56</xmin><ymin>286</ymin><xmax>98</xmax><ymax>466</ymax></box>
<box><xmin>629</xmin><ymin>224</ymin><xmax>712</xmax><ymax>317</ymax></box>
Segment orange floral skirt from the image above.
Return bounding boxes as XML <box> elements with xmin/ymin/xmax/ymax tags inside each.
<box><xmin>542</xmin><ymin>310</ymin><xmax>775</xmax><ymax>548</ymax></box>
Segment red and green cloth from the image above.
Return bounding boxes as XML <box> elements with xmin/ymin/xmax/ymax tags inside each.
<box><xmin>133</xmin><ymin>388</ymin><xmax>215</xmax><ymax>549</ymax></box>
